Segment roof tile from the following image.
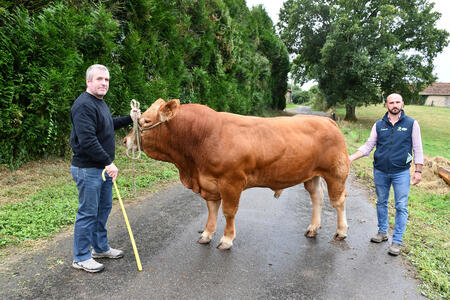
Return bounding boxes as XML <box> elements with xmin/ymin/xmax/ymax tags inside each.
<box><xmin>419</xmin><ymin>82</ymin><xmax>450</xmax><ymax>95</ymax></box>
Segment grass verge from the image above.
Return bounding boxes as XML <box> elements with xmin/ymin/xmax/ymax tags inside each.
<box><xmin>339</xmin><ymin>104</ymin><xmax>449</xmax><ymax>299</ymax></box>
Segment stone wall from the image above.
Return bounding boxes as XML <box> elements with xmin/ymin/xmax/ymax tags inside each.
<box><xmin>424</xmin><ymin>95</ymin><xmax>450</xmax><ymax>107</ymax></box>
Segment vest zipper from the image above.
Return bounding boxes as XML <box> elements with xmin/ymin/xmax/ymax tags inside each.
<box><xmin>387</xmin><ymin>125</ymin><xmax>394</xmax><ymax>173</ymax></box>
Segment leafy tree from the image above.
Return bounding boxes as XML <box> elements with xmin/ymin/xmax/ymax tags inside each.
<box><xmin>250</xmin><ymin>5</ymin><xmax>290</xmax><ymax>110</ymax></box>
<box><xmin>278</xmin><ymin>0</ymin><xmax>448</xmax><ymax>120</ymax></box>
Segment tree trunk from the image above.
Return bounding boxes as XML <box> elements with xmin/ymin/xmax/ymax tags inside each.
<box><xmin>344</xmin><ymin>104</ymin><xmax>357</xmax><ymax>121</ymax></box>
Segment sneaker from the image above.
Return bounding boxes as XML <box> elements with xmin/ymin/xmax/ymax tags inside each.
<box><xmin>388</xmin><ymin>242</ymin><xmax>402</xmax><ymax>256</ymax></box>
<box><xmin>92</xmin><ymin>247</ymin><xmax>124</xmax><ymax>259</ymax></box>
<box><xmin>370</xmin><ymin>232</ymin><xmax>388</xmax><ymax>243</ymax></box>
<box><xmin>72</xmin><ymin>258</ymin><xmax>104</xmax><ymax>273</ymax></box>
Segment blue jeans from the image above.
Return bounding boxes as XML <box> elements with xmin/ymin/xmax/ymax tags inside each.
<box><xmin>71</xmin><ymin>165</ymin><xmax>113</xmax><ymax>262</ymax></box>
<box><xmin>373</xmin><ymin>168</ymin><xmax>410</xmax><ymax>244</ymax></box>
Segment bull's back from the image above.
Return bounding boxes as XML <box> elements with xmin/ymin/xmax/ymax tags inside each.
<box><xmin>215</xmin><ymin>113</ymin><xmax>348</xmax><ymax>188</ymax></box>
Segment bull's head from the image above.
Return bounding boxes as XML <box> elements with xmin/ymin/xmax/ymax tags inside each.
<box><xmin>124</xmin><ymin>98</ymin><xmax>180</xmax><ymax>150</ymax></box>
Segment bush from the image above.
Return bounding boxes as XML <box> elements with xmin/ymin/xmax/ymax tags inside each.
<box><xmin>0</xmin><ymin>1</ymin><xmax>290</xmax><ymax>168</ymax></box>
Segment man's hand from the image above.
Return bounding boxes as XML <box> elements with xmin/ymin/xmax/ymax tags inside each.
<box><xmin>349</xmin><ymin>151</ymin><xmax>364</xmax><ymax>164</ymax></box>
<box><xmin>130</xmin><ymin>108</ymin><xmax>141</xmax><ymax>120</ymax></box>
<box><xmin>412</xmin><ymin>172</ymin><xmax>422</xmax><ymax>185</ymax></box>
<box><xmin>105</xmin><ymin>162</ymin><xmax>118</xmax><ymax>181</ymax></box>
<box><xmin>412</xmin><ymin>165</ymin><xmax>423</xmax><ymax>185</ymax></box>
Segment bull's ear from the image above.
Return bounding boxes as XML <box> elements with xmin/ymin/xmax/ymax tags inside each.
<box><xmin>154</xmin><ymin>98</ymin><xmax>166</xmax><ymax>106</ymax></box>
<box><xmin>159</xmin><ymin>99</ymin><xmax>180</xmax><ymax>121</ymax></box>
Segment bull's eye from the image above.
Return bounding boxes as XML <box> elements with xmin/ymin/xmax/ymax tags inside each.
<box><xmin>144</xmin><ymin>118</ymin><xmax>151</xmax><ymax>124</ymax></box>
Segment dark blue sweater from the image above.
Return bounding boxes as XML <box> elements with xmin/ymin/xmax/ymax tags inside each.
<box><xmin>373</xmin><ymin>110</ymin><xmax>415</xmax><ymax>173</ymax></box>
<box><xmin>70</xmin><ymin>92</ymin><xmax>132</xmax><ymax>168</ymax></box>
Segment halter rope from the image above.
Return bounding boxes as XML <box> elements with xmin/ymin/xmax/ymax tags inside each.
<box><xmin>126</xmin><ymin>99</ymin><xmax>167</xmax><ymax>191</ymax></box>
<box><xmin>127</xmin><ymin>99</ymin><xmax>141</xmax><ymax>193</ymax></box>
<box><xmin>126</xmin><ymin>99</ymin><xmax>142</xmax><ymax>160</ymax></box>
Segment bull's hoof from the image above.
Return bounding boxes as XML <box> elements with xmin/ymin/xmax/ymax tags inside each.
<box><xmin>304</xmin><ymin>230</ymin><xmax>318</xmax><ymax>238</ymax></box>
<box><xmin>197</xmin><ymin>236</ymin><xmax>211</xmax><ymax>244</ymax></box>
<box><xmin>333</xmin><ymin>232</ymin><xmax>347</xmax><ymax>241</ymax></box>
<box><xmin>216</xmin><ymin>236</ymin><xmax>233</xmax><ymax>250</ymax></box>
<box><xmin>198</xmin><ymin>231</ymin><xmax>213</xmax><ymax>244</ymax></box>
<box><xmin>304</xmin><ymin>224</ymin><xmax>320</xmax><ymax>238</ymax></box>
<box><xmin>216</xmin><ymin>241</ymin><xmax>232</xmax><ymax>250</ymax></box>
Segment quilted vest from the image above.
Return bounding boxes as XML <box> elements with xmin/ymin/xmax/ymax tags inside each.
<box><xmin>373</xmin><ymin>110</ymin><xmax>415</xmax><ymax>173</ymax></box>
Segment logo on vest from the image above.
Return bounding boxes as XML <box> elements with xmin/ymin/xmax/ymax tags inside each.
<box><xmin>381</xmin><ymin>127</ymin><xmax>388</xmax><ymax>131</ymax></box>
<box><xmin>397</xmin><ymin>126</ymin><xmax>408</xmax><ymax>131</ymax></box>
<box><xmin>406</xmin><ymin>153</ymin><xmax>413</xmax><ymax>164</ymax></box>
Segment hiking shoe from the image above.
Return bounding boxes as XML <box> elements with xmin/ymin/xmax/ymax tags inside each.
<box><xmin>92</xmin><ymin>247</ymin><xmax>124</xmax><ymax>259</ymax></box>
<box><xmin>72</xmin><ymin>258</ymin><xmax>104</xmax><ymax>273</ymax></box>
<box><xmin>370</xmin><ymin>232</ymin><xmax>388</xmax><ymax>243</ymax></box>
<box><xmin>388</xmin><ymin>242</ymin><xmax>402</xmax><ymax>256</ymax></box>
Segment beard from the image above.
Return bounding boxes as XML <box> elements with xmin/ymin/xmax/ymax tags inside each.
<box><xmin>388</xmin><ymin>108</ymin><xmax>401</xmax><ymax>115</ymax></box>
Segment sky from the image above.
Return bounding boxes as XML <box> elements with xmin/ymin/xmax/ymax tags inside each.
<box><xmin>246</xmin><ymin>0</ymin><xmax>450</xmax><ymax>83</ymax></box>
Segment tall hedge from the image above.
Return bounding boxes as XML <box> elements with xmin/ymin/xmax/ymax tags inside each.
<box><xmin>0</xmin><ymin>0</ymin><xmax>289</xmax><ymax>168</ymax></box>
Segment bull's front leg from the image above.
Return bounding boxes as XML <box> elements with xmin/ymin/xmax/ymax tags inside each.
<box><xmin>198</xmin><ymin>200</ymin><xmax>221</xmax><ymax>244</ymax></box>
<box><xmin>217</xmin><ymin>180</ymin><xmax>243</xmax><ymax>250</ymax></box>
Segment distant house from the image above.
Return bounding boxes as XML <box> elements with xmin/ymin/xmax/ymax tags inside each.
<box><xmin>419</xmin><ymin>82</ymin><xmax>450</xmax><ymax>107</ymax></box>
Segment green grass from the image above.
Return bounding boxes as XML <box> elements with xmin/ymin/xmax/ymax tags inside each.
<box><xmin>338</xmin><ymin>104</ymin><xmax>450</xmax><ymax>299</ymax></box>
<box><xmin>404</xmin><ymin>191</ymin><xmax>449</xmax><ymax>298</ymax></box>
<box><xmin>285</xmin><ymin>103</ymin><xmax>298</xmax><ymax>109</ymax></box>
<box><xmin>0</xmin><ymin>144</ymin><xmax>178</xmax><ymax>249</ymax></box>
<box><xmin>0</xmin><ymin>183</ymin><xmax>78</xmax><ymax>247</ymax></box>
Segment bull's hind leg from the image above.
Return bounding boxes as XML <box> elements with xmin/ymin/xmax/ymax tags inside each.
<box><xmin>304</xmin><ymin>176</ymin><xmax>324</xmax><ymax>238</ymax></box>
<box><xmin>198</xmin><ymin>200</ymin><xmax>221</xmax><ymax>244</ymax></box>
<box><xmin>325</xmin><ymin>178</ymin><xmax>348</xmax><ymax>240</ymax></box>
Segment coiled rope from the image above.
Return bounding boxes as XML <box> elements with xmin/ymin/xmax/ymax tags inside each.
<box><xmin>125</xmin><ymin>99</ymin><xmax>166</xmax><ymax>192</ymax></box>
<box><xmin>126</xmin><ymin>99</ymin><xmax>141</xmax><ymax>160</ymax></box>
<box><xmin>127</xmin><ymin>99</ymin><xmax>141</xmax><ymax>192</ymax></box>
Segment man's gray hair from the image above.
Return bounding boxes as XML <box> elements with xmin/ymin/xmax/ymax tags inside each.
<box><xmin>86</xmin><ymin>64</ymin><xmax>109</xmax><ymax>80</ymax></box>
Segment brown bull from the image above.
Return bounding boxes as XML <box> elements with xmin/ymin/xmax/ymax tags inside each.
<box><xmin>125</xmin><ymin>99</ymin><xmax>350</xmax><ymax>250</ymax></box>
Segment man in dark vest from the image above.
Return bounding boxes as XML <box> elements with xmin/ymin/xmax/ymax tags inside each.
<box><xmin>349</xmin><ymin>93</ymin><xmax>423</xmax><ymax>256</ymax></box>
<box><xmin>70</xmin><ymin>64</ymin><xmax>140</xmax><ymax>272</ymax></box>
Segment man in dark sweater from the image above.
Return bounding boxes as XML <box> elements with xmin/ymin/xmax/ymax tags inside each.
<box><xmin>349</xmin><ymin>93</ymin><xmax>423</xmax><ymax>256</ymax></box>
<box><xmin>70</xmin><ymin>64</ymin><xmax>140</xmax><ymax>272</ymax></box>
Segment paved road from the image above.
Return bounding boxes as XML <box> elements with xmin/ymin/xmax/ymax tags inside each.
<box><xmin>285</xmin><ymin>105</ymin><xmax>330</xmax><ymax>117</ymax></box>
<box><xmin>0</xmin><ymin>176</ymin><xmax>424</xmax><ymax>299</ymax></box>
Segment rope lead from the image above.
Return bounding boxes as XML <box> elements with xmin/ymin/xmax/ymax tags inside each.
<box><xmin>126</xmin><ymin>99</ymin><xmax>142</xmax><ymax>160</ymax></box>
<box><xmin>127</xmin><ymin>99</ymin><xmax>142</xmax><ymax>193</ymax></box>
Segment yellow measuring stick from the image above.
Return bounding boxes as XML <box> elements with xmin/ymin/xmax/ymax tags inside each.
<box><xmin>102</xmin><ymin>169</ymin><xmax>142</xmax><ymax>271</ymax></box>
